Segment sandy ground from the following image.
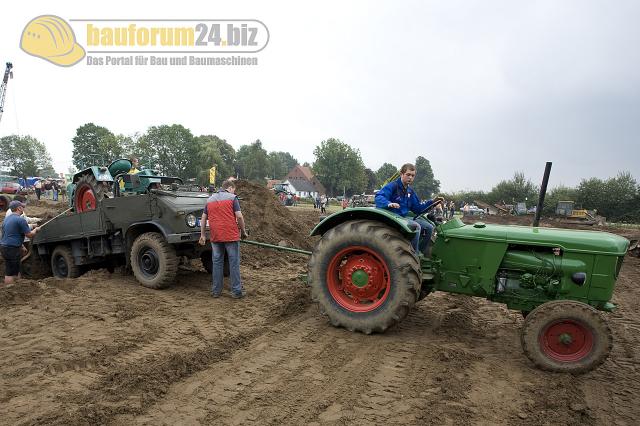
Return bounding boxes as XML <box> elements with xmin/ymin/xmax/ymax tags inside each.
<box><xmin>1</xmin><ymin>197</ymin><xmax>639</xmax><ymax>425</ymax></box>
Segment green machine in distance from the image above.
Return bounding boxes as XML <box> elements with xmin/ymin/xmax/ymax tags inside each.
<box><xmin>69</xmin><ymin>159</ymin><xmax>177</xmax><ymax>212</ymax></box>
<box><xmin>307</xmin><ymin>164</ymin><xmax>629</xmax><ymax>373</ymax></box>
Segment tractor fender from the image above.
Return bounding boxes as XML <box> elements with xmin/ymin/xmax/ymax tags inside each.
<box><xmin>73</xmin><ymin>166</ymin><xmax>114</xmax><ymax>184</ymax></box>
<box><xmin>310</xmin><ymin>207</ymin><xmax>416</xmax><ymax>237</ymax></box>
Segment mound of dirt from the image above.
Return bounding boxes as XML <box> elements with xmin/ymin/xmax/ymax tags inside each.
<box><xmin>234</xmin><ymin>180</ymin><xmax>318</xmax><ymax>268</ymax></box>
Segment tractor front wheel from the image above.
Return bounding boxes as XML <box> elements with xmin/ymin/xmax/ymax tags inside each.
<box><xmin>521</xmin><ymin>300</ymin><xmax>612</xmax><ymax>373</ymax></box>
<box><xmin>131</xmin><ymin>232</ymin><xmax>178</xmax><ymax>289</ymax></box>
<box><xmin>308</xmin><ymin>220</ymin><xmax>421</xmax><ymax>334</ymax></box>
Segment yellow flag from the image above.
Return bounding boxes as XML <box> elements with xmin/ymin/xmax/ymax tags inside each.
<box><xmin>209</xmin><ymin>166</ymin><xmax>217</xmax><ymax>185</ymax></box>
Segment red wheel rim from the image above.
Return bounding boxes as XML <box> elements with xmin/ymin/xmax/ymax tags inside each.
<box><xmin>326</xmin><ymin>245</ymin><xmax>390</xmax><ymax>312</ymax></box>
<box><xmin>540</xmin><ymin>319</ymin><xmax>594</xmax><ymax>362</ymax></box>
<box><xmin>75</xmin><ymin>184</ymin><xmax>97</xmax><ymax>212</ymax></box>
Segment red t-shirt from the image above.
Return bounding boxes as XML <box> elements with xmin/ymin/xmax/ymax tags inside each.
<box><xmin>204</xmin><ymin>190</ymin><xmax>241</xmax><ymax>242</ymax></box>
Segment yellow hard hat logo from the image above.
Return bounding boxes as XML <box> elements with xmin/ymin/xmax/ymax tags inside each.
<box><xmin>20</xmin><ymin>15</ymin><xmax>85</xmax><ymax>67</ymax></box>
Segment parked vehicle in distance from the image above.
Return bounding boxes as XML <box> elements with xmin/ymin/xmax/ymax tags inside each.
<box><xmin>0</xmin><ymin>177</ymin><xmax>22</xmax><ymax>194</ymax></box>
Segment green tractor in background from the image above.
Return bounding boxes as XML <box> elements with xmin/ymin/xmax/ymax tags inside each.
<box><xmin>308</xmin><ymin>180</ymin><xmax>629</xmax><ymax>374</ymax></box>
<box><xmin>70</xmin><ymin>158</ymin><xmax>166</xmax><ymax>211</ymax></box>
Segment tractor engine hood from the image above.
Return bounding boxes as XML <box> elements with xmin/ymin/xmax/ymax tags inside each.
<box><xmin>441</xmin><ymin>218</ymin><xmax>629</xmax><ymax>255</ymax></box>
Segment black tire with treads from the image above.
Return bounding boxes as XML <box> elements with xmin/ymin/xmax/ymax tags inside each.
<box><xmin>521</xmin><ymin>300</ymin><xmax>612</xmax><ymax>374</ymax></box>
<box><xmin>131</xmin><ymin>232</ymin><xmax>178</xmax><ymax>289</ymax></box>
<box><xmin>308</xmin><ymin>220</ymin><xmax>421</xmax><ymax>334</ymax></box>
<box><xmin>51</xmin><ymin>245</ymin><xmax>81</xmax><ymax>278</ymax></box>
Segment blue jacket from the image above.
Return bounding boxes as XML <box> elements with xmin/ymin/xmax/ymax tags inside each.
<box><xmin>375</xmin><ymin>178</ymin><xmax>434</xmax><ymax>217</ymax></box>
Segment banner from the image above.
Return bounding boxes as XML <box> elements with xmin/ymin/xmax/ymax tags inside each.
<box><xmin>209</xmin><ymin>166</ymin><xmax>216</xmax><ymax>185</ymax></box>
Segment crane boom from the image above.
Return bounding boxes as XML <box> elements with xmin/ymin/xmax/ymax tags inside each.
<box><xmin>0</xmin><ymin>62</ymin><xmax>14</xmax><ymax>124</ymax></box>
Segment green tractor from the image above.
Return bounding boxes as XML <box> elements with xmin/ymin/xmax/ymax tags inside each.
<box><xmin>307</xmin><ymin>205</ymin><xmax>629</xmax><ymax>373</ymax></box>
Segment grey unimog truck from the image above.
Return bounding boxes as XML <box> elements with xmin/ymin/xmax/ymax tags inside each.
<box><xmin>31</xmin><ymin>159</ymin><xmax>215</xmax><ymax>289</ymax></box>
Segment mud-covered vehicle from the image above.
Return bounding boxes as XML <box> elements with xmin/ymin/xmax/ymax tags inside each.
<box><xmin>31</xmin><ymin>159</ymin><xmax>215</xmax><ymax>289</ymax></box>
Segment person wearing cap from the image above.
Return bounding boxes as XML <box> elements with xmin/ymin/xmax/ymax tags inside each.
<box><xmin>5</xmin><ymin>195</ymin><xmax>41</xmax><ymax>229</ymax></box>
<box><xmin>1</xmin><ymin>201</ymin><xmax>40</xmax><ymax>285</ymax></box>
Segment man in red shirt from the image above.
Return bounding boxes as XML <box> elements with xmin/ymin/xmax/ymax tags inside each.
<box><xmin>199</xmin><ymin>179</ymin><xmax>248</xmax><ymax>298</ymax></box>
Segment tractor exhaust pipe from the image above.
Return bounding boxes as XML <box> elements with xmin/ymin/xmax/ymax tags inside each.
<box><xmin>533</xmin><ymin>162</ymin><xmax>552</xmax><ymax>227</ymax></box>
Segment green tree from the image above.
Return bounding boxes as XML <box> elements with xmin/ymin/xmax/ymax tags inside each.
<box><xmin>487</xmin><ymin>172</ymin><xmax>538</xmax><ymax>205</ymax></box>
<box><xmin>235</xmin><ymin>140</ymin><xmax>269</xmax><ymax>183</ymax></box>
<box><xmin>267</xmin><ymin>151</ymin><xmax>298</xmax><ymax>180</ymax></box>
<box><xmin>577</xmin><ymin>172</ymin><xmax>639</xmax><ymax>221</ymax></box>
<box><xmin>0</xmin><ymin>135</ymin><xmax>55</xmax><ymax>177</ymax></box>
<box><xmin>71</xmin><ymin>123</ymin><xmax>123</xmax><ymax>169</ymax></box>
<box><xmin>364</xmin><ymin>168</ymin><xmax>378</xmax><ymax>193</ymax></box>
<box><xmin>312</xmin><ymin>138</ymin><xmax>366</xmax><ymax>196</ymax></box>
<box><xmin>375</xmin><ymin>163</ymin><xmax>398</xmax><ymax>187</ymax></box>
<box><xmin>441</xmin><ymin>190</ymin><xmax>488</xmax><ymax>206</ymax></box>
<box><xmin>138</xmin><ymin>124</ymin><xmax>198</xmax><ymax>178</ymax></box>
<box><xmin>542</xmin><ymin>185</ymin><xmax>579</xmax><ymax>215</ymax></box>
<box><xmin>412</xmin><ymin>156</ymin><xmax>440</xmax><ymax>198</ymax></box>
<box><xmin>193</xmin><ymin>135</ymin><xmax>236</xmax><ymax>186</ymax></box>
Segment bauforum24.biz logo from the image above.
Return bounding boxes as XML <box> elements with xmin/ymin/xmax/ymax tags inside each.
<box><xmin>20</xmin><ymin>15</ymin><xmax>269</xmax><ymax>67</ymax></box>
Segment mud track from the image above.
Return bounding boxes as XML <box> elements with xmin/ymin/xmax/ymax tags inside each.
<box><xmin>1</xmin><ymin>200</ymin><xmax>639</xmax><ymax>425</ymax></box>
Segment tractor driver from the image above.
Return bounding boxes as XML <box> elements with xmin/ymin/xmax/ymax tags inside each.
<box><xmin>375</xmin><ymin>163</ymin><xmax>443</xmax><ymax>257</ymax></box>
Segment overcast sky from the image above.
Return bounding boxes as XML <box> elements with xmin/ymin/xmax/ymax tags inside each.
<box><xmin>1</xmin><ymin>0</ymin><xmax>638</xmax><ymax>192</ymax></box>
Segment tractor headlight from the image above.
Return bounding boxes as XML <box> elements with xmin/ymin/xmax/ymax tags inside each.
<box><xmin>186</xmin><ymin>213</ymin><xmax>197</xmax><ymax>228</ymax></box>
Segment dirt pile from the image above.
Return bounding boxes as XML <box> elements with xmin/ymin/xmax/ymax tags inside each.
<box><xmin>234</xmin><ymin>180</ymin><xmax>318</xmax><ymax>268</ymax></box>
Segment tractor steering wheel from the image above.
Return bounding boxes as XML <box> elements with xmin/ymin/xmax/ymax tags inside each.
<box><xmin>413</xmin><ymin>198</ymin><xmax>444</xmax><ymax>221</ymax></box>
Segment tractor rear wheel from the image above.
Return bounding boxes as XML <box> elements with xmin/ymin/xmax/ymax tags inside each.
<box><xmin>521</xmin><ymin>300</ymin><xmax>612</xmax><ymax>373</ymax></box>
<box><xmin>131</xmin><ymin>232</ymin><xmax>178</xmax><ymax>289</ymax></box>
<box><xmin>51</xmin><ymin>245</ymin><xmax>81</xmax><ymax>278</ymax></box>
<box><xmin>308</xmin><ymin>220</ymin><xmax>421</xmax><ymax>334</ymax></box>
<box><xmin>74</xmin><ymin>174</ymin><xmax>105</xmax><ymax>212</ymax></box>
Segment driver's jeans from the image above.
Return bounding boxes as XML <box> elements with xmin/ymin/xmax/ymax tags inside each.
<box><xmin>406</xmin><ymin>218</ymin><xmax>434</xmax><ymax>256</ymax></box>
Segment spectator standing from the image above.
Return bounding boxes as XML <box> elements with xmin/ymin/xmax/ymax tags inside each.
<box><xmin>1</xmin><ymin>201</ymin><xmax>40</xmax><ymax>285</ymax></box>
<box><xmin>34</xmin><ymin>179</ymin><xmax>42</xmax><ymax>200</ymax></box>
<box><xmin>199</xmin><ymin>179</ymin><xmax>248</xmax><ymax>299</ymax></box>
<box><xmin>52</xmin><ymin>180</ymin><xmax>60</xmax><ymax>201</ymax></box>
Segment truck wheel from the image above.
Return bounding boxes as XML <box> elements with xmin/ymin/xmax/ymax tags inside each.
<box><xmin>308</xmin><ymin>220</ymin><xmax>420</xmax><ymax>334</ymax></box>
<box><xmin>0</xmin><ymin>195</ymin><xmax>10</xmax><ymax>212</ymax></box>
<box><xmin>51</xmin><ymin>245</ymin><xmax>80</xmax><ymax>278</ymax></box>
<box><xmin>521</xmin><ymin>300</ymin><xmax>612</xmax><ymax>373</ymax></box>
<box><xmin>131</xmin><ymin>232</ymin><xmax>178</xmax><ymax>289</ymax></box>
<box><xmin>200</xmin><ymin>250</ymin><xmax>230</xmax><ymax>277</ymax></box>
<box><xmin>74</xmin><ymin>174</ymin><xmax>105</xmax><ymax>212</ymax></box>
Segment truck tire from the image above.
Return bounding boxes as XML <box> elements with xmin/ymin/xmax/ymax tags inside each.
<box><xmin>74</xmin><ymin>174</ymin><xmax>105</xmax><ymax>212</ymax></box>
<box><xmin>51</xmin><ymin>245</ymin><xmax>81</xmax><ymax>278</ymax></box>
<box><xmin>131</xmin><ymin>232</ymin><xmax>178</xmax><ymax>289</ymax></box>
<box><xmin>308</xmin><ymin>220</ymin><xmax>420</xmax><ymax>334</ymax></box>
<box><xmin>200</xmin><ymin>250</ymin><xmax>230</xmax><ymax>277</ymax></box>
<box><xmin>0</xmin><ymin>195</ymin><xmax>10</xmax><ymax>212</ymax></box>
<box><xmin>521</xmin><ymin>300</ymin><xmax>612</xmax><ymax>374</ymax></box>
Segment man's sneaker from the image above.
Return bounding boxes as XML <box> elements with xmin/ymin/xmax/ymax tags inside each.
<box><xmin>231</xmin><ymin>291</ymin><xmax>246</xmax><ymax>299</ymax></box>
<box><xmin>211</xmin><ymin>292</ymin><xmax>221</xmax><ymax>298</ymax></box>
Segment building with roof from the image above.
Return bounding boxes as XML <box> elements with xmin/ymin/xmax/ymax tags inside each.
<box><xmin>285</xmin><ymin>165</ymin><xmax>326</xmax><ymax>196</ymax></box>
<box><xmin>283</xmin><ymin>179</ymin><xmax>319</xmax><ymax>198</ymax></box>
